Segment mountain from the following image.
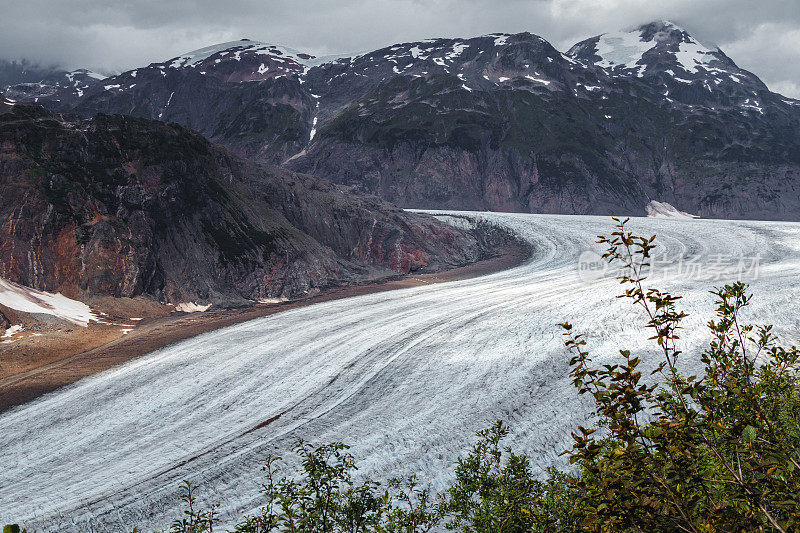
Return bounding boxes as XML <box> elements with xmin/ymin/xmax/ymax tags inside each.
<box><xmin>31</xmin><ymin>22</ymin><xmax>800</xmax><ymax>219</ymax></box>
<box><xmin>38</xmin><ymin>40</ymin><xmax>331</xmax><ymax>164</ymax></box>
<box><xmin>292</xmin><ymin>33</ymin><xmax>635</xmax><ymax>213</ymax></box>
<box><xmin>567</xmin><ymin>21</ymin><xmax>769</xmax><ymax>107</ymax></box>
<box><xmin>291</xmin><ymin>25</ymin><xmax>800</xmax><ymax>218</ymax></box>
<box><xmin>0</xmin><ymin>97</ymin><xmax>496</xmax><ymax>306</ymax></box>
<box><xmin>0</xmin><ymin>59</ymin><xmax>106</xmax><ymax>100</ymax></box>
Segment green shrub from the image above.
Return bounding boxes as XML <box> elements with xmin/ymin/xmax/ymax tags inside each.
<box><xmin>230</xmin><ymin>439</ymin><xmax>441</xmax><ymax>532</ymax></box>
<box><xmin>559</xmin><ymin>217</ymin><xmax>800</xmax><ymax>532</ymax></box>
<box><xmin>443</xmin><ymin>421</ymin><xmax>582</xmax><ymax>532</ymax></box>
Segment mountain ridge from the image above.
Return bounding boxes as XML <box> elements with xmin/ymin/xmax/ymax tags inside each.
<box><xmin>8</xmin><ymin>20</ymin><xmax>800</xmax><ymax>219</ymax></box>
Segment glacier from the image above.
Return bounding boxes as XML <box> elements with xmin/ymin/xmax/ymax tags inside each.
<box><xmin>1</xmin><ymin>212</ymin><xmax>799</xmax><ymax>531</ymax></box>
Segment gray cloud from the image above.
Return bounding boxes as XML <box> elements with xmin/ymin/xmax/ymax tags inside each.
<box><xmin>2</xmin><ymin>0</ymin><xmax>800</xmax><ymax>97</ymax></box>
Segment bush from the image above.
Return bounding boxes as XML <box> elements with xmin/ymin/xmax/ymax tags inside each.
<box><xmin>443</xmin><ymin>421</ymin><xmax>582</xmax><ymax>532</ymax></box>
<box><xmin>558</xmin><ymin>217</ymin><xmax>800</xmax><ymax>532</ymax></box>
<box><xmin>222</xmin><ymin>439</ymin><xmax>440</xmax><ymax>533</ymax></box>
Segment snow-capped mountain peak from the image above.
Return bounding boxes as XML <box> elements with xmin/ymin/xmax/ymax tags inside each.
<box><xmin>567</xmin><ymin>20</ymin><xmax>769</xmax><ymax>107</ymax></box>
<box><xmin>166</xmin><ymin>39</ymin><xmax>317</xmax><ymax>69</ymax></box>
<box><xmin>568</xmin><ymin>20</ymin><xmax>721</xmax><ymax>76</ymax></box>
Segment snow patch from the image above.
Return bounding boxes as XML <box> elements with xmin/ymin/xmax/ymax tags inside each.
<box><xmin>446</xmin><ymin>43</ymin><xmax>469</xmax><ymax>60</ymax></box>
<box><xmin>593</xmin><ymin>31</ymin><xmax>652</xmax><ymax>70</ymax></box>
<box><xmin>741</xmin><ymin>98</ymin><xmax>764</xmax><ymax>114</ymax></box>
<box><xmin>492</xmin><ymin>35</ymin><xmax>509</xmax><ymax>46</ymax></box>
<box><xmin>258</xmin><ymin>297</ymin><xmax>289</xmax><ymax>304</ymax></box>
<box><xmin>408</xmin><ymin>46</ymin><xmax>425</xmax><ymax>59</ymax></box>
<box><xmin>174</xmin><ymin>302</ymin><xmax>211</xmax><ymax>313</ymax></box>
<box><xmin>674</xmin><ymin>38</ymin><xmax>713</xmax><ymax>73</ymax></box>
<box><xmin>309</xmin><ymin>115</ymin><xmax>318</xmax><ymax>141</ymax></box>
<box><xmin>1</xmin><ymin>324</ymin><xmax>23</xmax><ymax>338</ymax></box>
<box><xmin>646</xmin><ymin>200</ymin><xmax>698</xmax><ymax>219</ymax></box>
<box><xmin>0</xmin><ymin>278</ymin><xmax>99</xmax><ymax>326</ymax></box>
<box><xmin>524</xmin><ymin>75</ymin><xmax>551</xmax><ymax>85</ymax></box>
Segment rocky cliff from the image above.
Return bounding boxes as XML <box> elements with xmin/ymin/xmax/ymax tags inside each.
<box><xmin>0</xmin><ymin>99</ymin><xmax>495</xmax><ymax>306</ymax></box>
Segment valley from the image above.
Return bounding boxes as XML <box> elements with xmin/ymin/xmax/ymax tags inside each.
<box><xmin>0</xmin><ymin>239</ymin><xmax>527</xmax><ymax>412</ymax></box>
<box><xmin>2</xmin><ymin>10</ymin><xmax>800</xmax><ymax>531</ymax></box>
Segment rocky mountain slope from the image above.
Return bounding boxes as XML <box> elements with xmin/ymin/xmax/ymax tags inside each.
<box><xmin>31</xmin><ymin>21</ymin><xmax>800</xmax><ymax>219</ymax></box>
<box><xmin>0</xmin><ymin>98</ymin><xmax>496</xmax><ymax>307</ymax></box>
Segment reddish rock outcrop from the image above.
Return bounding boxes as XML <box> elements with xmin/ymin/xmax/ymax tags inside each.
<box><xmin>0</xmin><ymin>101</ymin><xmax>499</xmax><ymax>306</ymax></box>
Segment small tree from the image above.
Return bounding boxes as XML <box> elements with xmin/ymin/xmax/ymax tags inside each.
<box><xmin>170</xmin><ymin>480</ymin><xmax>218</xmax><ymax>533</ymax></box>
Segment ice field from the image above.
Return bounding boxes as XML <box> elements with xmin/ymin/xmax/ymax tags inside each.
<box><xmin>2</xmin><ymin>213</ymin><xmax>800</xmax><ymax>531</ymax></box>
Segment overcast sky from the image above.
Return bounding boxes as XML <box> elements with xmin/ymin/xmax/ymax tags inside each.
<box><xmin>2</xmin><ymin>0</ymin><xmax>800</xmax><ymax>97</ymax></box>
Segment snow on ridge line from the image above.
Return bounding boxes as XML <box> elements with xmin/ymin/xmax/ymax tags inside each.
<box><xmin>646</xmin><ymin>200</ymin><xmax>698</xmax><ymax>219</ymax></box>
<box><xmin>65</xmin><ymin>69</ymin><xmax>107</xmax><ymax>82</ymax></box>
<box><xmin>0</xmin><ymin>278</ymin><xmax>99</xmax><ymax>326</ymax></box>
<box><xmin>165</xmin><ymin>39</ymin><xmax>349</xmax><ymax>70</ymax></box>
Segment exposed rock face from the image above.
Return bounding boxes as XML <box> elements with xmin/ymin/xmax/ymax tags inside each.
<box><xmin>0</xmin><ymin>101</ymin><xmax>493</xmax><ymax>306</ymax></box>
<box><xmin>27</xmin><ymin>22</ymin><xmax>800</xmax><ymax>219</ymax></box>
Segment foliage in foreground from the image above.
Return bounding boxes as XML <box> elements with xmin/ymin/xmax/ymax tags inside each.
<box><xmin>7</xmin><ymin>219</ymin><xmax>800</xmax><ymax>532</ymax></box>
<box><xmin>558</xmin><ymin>218</ymin><xmax>800</xmax><ymax>532</ymax></box>
<box><xmin>162</xmin><ymin>423</ymin><xmax>580</xmax><ymax>533</ymax></box>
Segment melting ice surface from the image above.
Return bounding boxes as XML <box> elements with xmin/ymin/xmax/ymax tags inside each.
<box><xmin>2</xmin><ymin>213</ymin><xmax>800</xmax><ymax>531</ymax></box>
